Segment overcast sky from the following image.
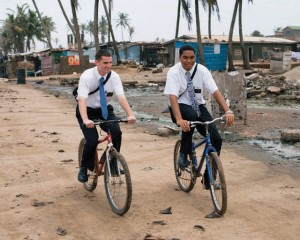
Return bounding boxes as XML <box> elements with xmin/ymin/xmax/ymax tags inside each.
<box><xmin>0</xmin><ymin>0</ymin><xmax>299</xmax><ymax>49</ymax></box>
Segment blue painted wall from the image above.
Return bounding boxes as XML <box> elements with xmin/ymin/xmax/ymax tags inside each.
<box><xmin>175</xmin><ymin>41</ymin><xmax>228</xmax><ymax>71</ymax></box>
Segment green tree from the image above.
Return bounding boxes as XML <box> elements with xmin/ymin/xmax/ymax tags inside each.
<box><xmin>128</xmin><ymin>26</ymin><xmax>135</xmax><ymax>41</ymax></box>
<box><xmin>115</xmin><ymin>12</ymin><xmax>130</xmax><ymax>42</ymax></box>
<box><xmin>101</xmin><ymin>0</ymin><xmax>121</xmax><ymax>64</ymax></box>
<box><xmin>206</xmin><ymin>0</ymin><xmax>220</xmax><ymax>39</ymax></box>
<box><xmin>227</xmin><ymin>0</ymin><xmax>253</xmax><ymax>71</ymax></box>
<box><xmin>251</xmin><ymin>30</ymin><xmax>263</xmax><ymax>37</ymax></box>
<box><xmin>99</xmin><ymin>15</ymin><xmax>108</xmax><ymax>43</ymax></box>
<box><xmin>94</xmin><ymin>0</ymin><xmax>100</xmax><ymax>51</ymax></box>
<box><xmin>32</xmin><ymin>0</ymin><xmax>53</xmax><ymax>50</ymax></box>
<box><xmin>70</xmin><ymin>0</ymin><xmax>85</xmax><ymax>71</ymax></box>
<box><xmin>175</xmin><ymin>0</ymin><xmax>192</xmax><ymax>38</ymax></box>
<box><xmin>57</xmin><ymin>0</ymin><xmax>75</xmax><ymax>36</ymax></box>
<box><xmin>195</xmin><ymin>0</ymin><xmax>205</xmax><ymax>64</ymax></box>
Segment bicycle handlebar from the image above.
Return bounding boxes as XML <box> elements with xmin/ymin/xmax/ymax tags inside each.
<box><xmin>82</xmin><ymin>118</ymin><xmax>128</xmax><ymax>128</ymax></box>
<box><xmin>93</xmin><ymin>119</ymin><xmax>128</xmax><ymax>125</ymax></box>
<box><xmin>189</xmin><ymin>116</ymin><xmax>225</xmax><ymax>128</ymax></box>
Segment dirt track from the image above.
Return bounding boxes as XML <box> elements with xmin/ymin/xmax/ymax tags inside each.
<box><xmin>0</xmin><ymin>78</ymin><xmax>299</xmax><ymax>240</ymax></box>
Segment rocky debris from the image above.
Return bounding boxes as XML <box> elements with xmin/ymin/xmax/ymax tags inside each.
<box><xmin>159</xmin><ymin>206</ymin><xmax>172</xmax><ymax>214</ymax></box>
<box><xmin>281</xmin><ymin>129</ymin><xmax>300</xmax><ymax>143</ymax></box>
<box><xmin>245</xmin><ymin>68</ymin><xmax>300</xmax><ymax>100</ymax></box>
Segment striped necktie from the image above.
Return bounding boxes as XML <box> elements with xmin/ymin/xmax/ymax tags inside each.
<box><xmin>185</xmin><ymin>71</ymin><xmax>200</xmax><ymax>116</ymax></box>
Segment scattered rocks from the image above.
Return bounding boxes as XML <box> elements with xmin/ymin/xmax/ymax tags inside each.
<box><xmin>159</xmin><ymin>207</ymin><xmax>172</xmax><ymax>214</ymax></box>
<box><xmin>56</xmin><ymin>226</ymin><xmax>67</xmax><ymax>236</ymax></box>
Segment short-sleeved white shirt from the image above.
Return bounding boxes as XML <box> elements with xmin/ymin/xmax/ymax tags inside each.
<box><xmin>164</xmin><ymin>62</ymin><xmax>218</xmax><ymax>105</ymax></box>
<box><xmin>77</xmin><ymin>66</ymin><xmax>125</xmax><ymax>108</ymax></box>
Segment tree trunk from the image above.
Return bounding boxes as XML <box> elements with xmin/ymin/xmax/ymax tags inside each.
<box><xmin>70</xmin><ymin>0</ymin><xmax>85</xmax><ymax>71</ymax></box>
<box><xmin>195</xmin><ymin>0</ymin><xmax>204</xmax><ymax>65</ymax></box>
<box><xmin>57</xmin><ymin>0</ymin><xmax>75</xmax><ymax>36</ymax></box>
<box><xmin>175</xmin><ymin>0</ymin><xmax>181</xmax><ymax>38</ymax></box>
<box><xmin>32</xmin><ymin>0</ymin><xmax>53</xmax><ymax>50</ymax></box>
<box><xmin>208</xmin><ymin>5</ymin><xmax>212</xmax><ymax>39</ymax></box>
<box><xmin>227</xmin><ymin>0</ymin><xmax>239</xmax><ymax>72</ymax></box>
<box><xmin>108</xmin><ymin>0</ymin><xmax>111</xmax><ymax>44</ymax></box>
<box><xmin>94</xmin><ymin>0</ymin><xmax>100</xmax><ymax>51</ymax></box>
<box><xmin>238</xmin><ymin>0</ymin><xmax>251</xmax><ymax>69</ymax></box>
<box><xmin>102</xmin><ymin>0</ymin><xmax>121</xmax><ymax>65</ymax></box>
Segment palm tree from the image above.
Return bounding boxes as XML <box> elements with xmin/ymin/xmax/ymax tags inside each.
<box><xmin>70</xmin><ymin>0</ymin><xmax>85</xmax><ymax>71</ymax></box>
<box><xmin>238</xmin><ymin>0</ymin><xmax>251</xmax><ymax>69</ymax></box>
<box><xmin>99</xmin><ymin>16</ymin><xmax>108</xmax><ymax>43</ymax></box>
<box><xmin>102</xmin><ymin>0</ymin><xmax>121</xmax><ymax>64</ymax></box>
<box><xmin>94</xmin><ymin>0</ymin><xmax>100</xmax><ymax>51</ymax></box>
<box><xmin>85</xmin><ymin>21</ymin><xmax>94</xmax><ymax>45</ymax></box>
<box><xmin>57</xmin><ymin>0</ymin><xmax>75</xmax><ymax>36</ymax></box>
<box><xmin>128</xmin><ymin>26</ymin><xmax>135</xmax><ymax>41</ymax></box>
<box><xmin>227</xmin><ymin>0</ymin><xmax>252</xmax><ymax>71</ymax></box>
<box><xmin>175</xmin><ymin>0</ymin><xmax>192</xmax><ymax>38</ymax></box>
<box><xmin>195</xmin><ymin>0</ymin><xmax>205</xmax><ymax>64</ymax></box>
<box><xmin>107</xmin><ymin>0</ymin><xmax>113</xmax><ymax>43</ymax></box>
<box><xmin>115</xmin><ymin>12</ymin><xmax>130</xmax><ymax>42</ymax></box>
<box><xmin>206</xmin><ymin>0</ymin><xmax>220</xmax><ymax>39</ymax></box>
<box><xmin>32</xmin><ymin>0</ymin><xmax>53</xmax><ymax>50</ymax></box>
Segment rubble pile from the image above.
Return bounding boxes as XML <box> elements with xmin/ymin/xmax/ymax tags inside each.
<box><xmin>245</xmin><ymin>67</ymin><xmax>300</xmax><ymax>101</ymax></box>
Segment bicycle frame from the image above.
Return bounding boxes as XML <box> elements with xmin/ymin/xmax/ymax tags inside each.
<box><xmin>192</xmin><ymin>130</ymin><xmax>218</xmax><ymax>183</ymax></box>
<box><xmin>93</xmin><ymin>119</ymin><xmax>127</xmax><ymax>177</ymax></box>
<box><xmin>189</xmin><ymin>117</ymin><xmax>224</xmax><ymax>183</ymax></box>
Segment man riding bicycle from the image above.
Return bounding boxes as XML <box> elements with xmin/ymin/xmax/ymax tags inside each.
<box><xmin>75</xmin><ymin>49</ymin><xmax>136</xmax><ymax>183</ymax></box>
<box><xmin>164</xmin><ymin>44</ymin><xmax>234</xmax><ymax>189</ymax></box>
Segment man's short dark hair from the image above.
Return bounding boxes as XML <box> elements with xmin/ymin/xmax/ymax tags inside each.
<box><xmin>95</xmin><ymin>49</ymin><xmax>111</xmax><ymax>61</ymax></box>
<box><xmin>179</xmin><ymin>45</ymin><xmax>195</xmax><ymax>56</ymax></box>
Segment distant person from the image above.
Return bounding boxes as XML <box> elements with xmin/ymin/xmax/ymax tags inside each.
<box><xmin>164</xmin><ymin>44</ymin><xmax>234</xmax><ymax>189</ymax></box>
<box><xmin>33</xmin><ymin>54</ymin><xmax>42</xmax><ymax>76</ymax></box>
<box><xmin>76</xmin><ymin>49</ymin><xmax>136</xmax><ymax>183</ymax></box>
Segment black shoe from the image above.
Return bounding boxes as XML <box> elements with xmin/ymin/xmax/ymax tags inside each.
<box><xmin>78</xmin><ymin>167</ymin><xmax>88</xmax><ymax>183</ymax></box>
<box><xmin>178</xmin><ymin>152</ymin><xmax>189</xmax><ymax>170</ymax></box>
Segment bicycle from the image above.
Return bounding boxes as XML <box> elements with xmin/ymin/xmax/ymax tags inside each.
<box><xmin>173</xmin><ymin>116</ymin><xmax>227</xmax><ymax>215</ymax></box>
<box><xmin>78</xmin><ymin>119</ymin><xmax>132</xmax><ymax>215</ymax></box>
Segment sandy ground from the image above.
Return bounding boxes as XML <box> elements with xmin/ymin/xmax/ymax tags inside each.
<box><xmin>0</xmin><ymin>76</ymin><xmax>300</xmax><ymax>240</ymax></box>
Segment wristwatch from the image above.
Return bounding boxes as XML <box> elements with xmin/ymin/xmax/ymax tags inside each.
<box><xmin>225</xmin><ymin>110</ymin><xmax>234</xmax><ymax>114</ymax></box>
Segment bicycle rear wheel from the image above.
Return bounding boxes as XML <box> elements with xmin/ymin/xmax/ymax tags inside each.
<box><xmin>173</xmin><ymin>140</ymin><xmax>195</xmax><ymax>192</ymax></box>
<box><xmin>208</xmin><ymin>152</ymin><xmax>227</xmax><ymax>215</ymax></box>
<box><xmin>78</xmin><ymin>138</ymin><xmax>98</xmax><ymax>191</ymax></box>
<box><xmin>104</xmin><ymin>147</ymin><xmax>132</xmax><ymax>215</ymax></box>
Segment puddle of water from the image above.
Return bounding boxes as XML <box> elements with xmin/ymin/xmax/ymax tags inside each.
<box><xmin>250</xmin><ymin>139</ymin><xmax>300</xmax><ymax>163</ymax></box>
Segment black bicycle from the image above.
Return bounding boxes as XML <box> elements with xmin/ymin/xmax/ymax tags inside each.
<box><xmin>78</xmin><ymin>119</ymin><xmax>132</xmax><ymax>215</ymax></box>
<box><xmin>173</xmin><ymin>117</ymin><xmax>227</xmax><ymax>215</ymax></box>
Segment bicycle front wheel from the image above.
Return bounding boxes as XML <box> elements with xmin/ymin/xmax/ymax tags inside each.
<box><xmin>208</xmin><ymin>152</ymin><xmax>227</xmax><ymax>215</ymax></box>
<box><xmin>78</xmin><ymin>138</ymin><xmax>98</xmax><ymax>191</ymax></box>
<box><xmin>173</xmin><ymin>140</ymin><xmax>195</xmax><ymax>192</ymax></box>
<box><xmin>104</xmin><ymin>147</ymin><xmax>132</xmax><ymax>215</ymax></box>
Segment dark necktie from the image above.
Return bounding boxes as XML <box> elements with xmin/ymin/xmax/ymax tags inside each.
<box><xmin>185</xmin><ymin>71</ymin><xmax>200</xmax><ymax>116</ymax></box>
<box><xmin>99</xmin><ymin>77</ymin><xmax>108</xmax><ymax>119</ymax></box>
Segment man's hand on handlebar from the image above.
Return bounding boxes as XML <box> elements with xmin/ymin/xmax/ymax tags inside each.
<box><xmin>83</xmin><ymin>119</ymin><xmax>94</xmax><ymax>128</ymax></box>
<box><xmin>177</xmin><ymin>119</ymin><xmax>190</xmax><ymax>132</ymax></box>
<box><xmin>127</xmin><ymin>115</ymin><xmax>136</xmax><ymax>124</ymax></box>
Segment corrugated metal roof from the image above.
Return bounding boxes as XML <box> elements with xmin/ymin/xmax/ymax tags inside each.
<box><xmin>180</xmin><ymin>35</ymin><xmax>297</xmax><ymax>44</ymax></box>
<box><xmin>283</xmin><ymin>26</ymin><xmax>300</xmax><ymax>30</ymax></box>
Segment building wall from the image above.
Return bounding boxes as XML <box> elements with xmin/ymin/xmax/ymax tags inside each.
<box><xmin>174</xmin><ymin>41</ymin><xmax>228</xmax><ymax>71</ymax></box>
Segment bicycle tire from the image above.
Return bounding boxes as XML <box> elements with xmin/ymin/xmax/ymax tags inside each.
<box><xmin>208</xmin><ymin>152</ymin><xmax>227</xmax><ymax>215</ymax></box>
<box><xmin>173</xmin><ymin>140</ymin><xmax>195</xmax><ymax>192</ymax></box>
<box><xmin>78</xmin><ymin>138</ymin><xmax>98</xmax><ymax>191</ymax></box>
<box><xmin>104</xmin><ymin>147</ymin><xmax>132</xmax><ymax>215</ymax></box>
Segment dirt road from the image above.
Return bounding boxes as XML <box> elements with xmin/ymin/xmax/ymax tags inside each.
<box><xmin>0</xmin><ymin>79</ymin><xmax>299</xmax><ymax>240</ymax></box>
